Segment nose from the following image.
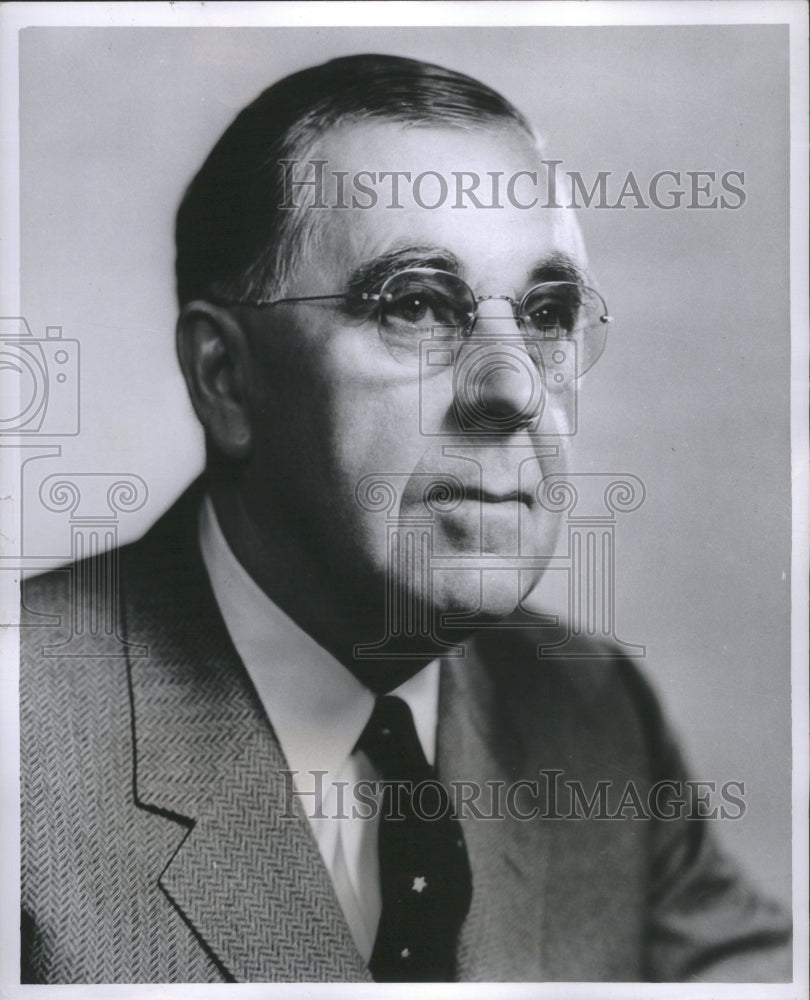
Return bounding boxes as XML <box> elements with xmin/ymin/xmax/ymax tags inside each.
<box><xmin>453</xmin><ymin>302</ymin><xmax>545</xmax><ymax>432</ymax></box>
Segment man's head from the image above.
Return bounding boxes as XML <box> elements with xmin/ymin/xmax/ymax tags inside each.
<box><xmin>175</xmin><ymin>54</ymin><xmax>597</xmax><ymax>679</ymax></box>
<box><xmin>175</xmin><ymin>54</ymin><xmax>536</xmax><ymax>306</ymax></box>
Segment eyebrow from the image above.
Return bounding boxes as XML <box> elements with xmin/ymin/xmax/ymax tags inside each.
<box><xmin>527</xmin><ymin>252</ymin><xmax>588</xmax><ymax>287</ymax></box>
<box><xmin>343</xmin><ymin>244</ymin><xmax>588</xmax><ymax>297</ymax></box>
<box><xmin>344</xmin><ymin>244</ymin><xmax>463</xmax><ymax>298</ymax></box>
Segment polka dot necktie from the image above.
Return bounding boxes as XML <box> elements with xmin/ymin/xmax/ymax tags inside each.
<box><xmin>356</xmin><ymin>695</ymin><xmax>472</xmax><ymax>982</ymax></box>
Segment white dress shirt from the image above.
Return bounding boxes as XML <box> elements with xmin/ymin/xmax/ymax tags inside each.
<box><xmin>198</xmin><ymin>496</ymin><xmax>440</xmax><ymax>961</ymax></box>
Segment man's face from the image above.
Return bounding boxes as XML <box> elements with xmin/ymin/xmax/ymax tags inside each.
<box><xmin>239</xmin><ymin>121</ymin><xmax>588</xmax><ymax>625</ymax></box>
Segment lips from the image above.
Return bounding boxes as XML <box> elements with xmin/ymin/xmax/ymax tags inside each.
<box><xmin>457</xmin><ymin>485</ymin><xmax>532</xmax><ymax>505</ymax></box>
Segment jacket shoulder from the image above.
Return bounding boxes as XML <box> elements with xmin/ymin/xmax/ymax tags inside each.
<box><xmin>19</xmin><ymin>482</ymin><xmax>226</xmax><ymax>983</ymax></box>
<box><xmin>469</xmin><ymin>623</ymin><xmax>667</xmax><ymax>760</ymax></box>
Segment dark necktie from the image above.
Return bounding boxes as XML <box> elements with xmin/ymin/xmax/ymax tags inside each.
<box><xmin>356</xmin><ymin>695</ymin><xmax>472</xmax><ymax>982</ymax></box>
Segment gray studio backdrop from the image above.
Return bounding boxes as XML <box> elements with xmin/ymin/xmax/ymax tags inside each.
<box><xmin>17</xmin><ymin>26</ymin><xmax>791</xmax><ymax>905</ymax></box>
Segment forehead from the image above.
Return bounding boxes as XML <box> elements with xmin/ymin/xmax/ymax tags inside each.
<box><xmin>299</xmin><ymin>121</ymin><xmax>587</xmax><ymax>293</ymax></box>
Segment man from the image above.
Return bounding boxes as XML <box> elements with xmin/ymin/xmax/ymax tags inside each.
<box><xmin>20</xmin><ymin>54</ymin><xmax>791</xmax><ymax>983</ymax></box>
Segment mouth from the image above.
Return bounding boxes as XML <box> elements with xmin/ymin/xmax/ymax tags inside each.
<box><xmin>421</xmin><ymin>477</ymin><xmax>536</xmax><ymax>510</ymax></box>
<box><xmin>459</xmin><ymin>486</ymin><xmax>532</xmax><ymax>506</ymax></box>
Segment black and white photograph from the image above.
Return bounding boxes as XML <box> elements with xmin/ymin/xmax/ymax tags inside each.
<box><xmin>0</xmin><ymin>1</ymin><xmax>807</xmax><ymax>994</ymax></box>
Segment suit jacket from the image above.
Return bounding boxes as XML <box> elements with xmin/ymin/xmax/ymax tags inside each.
<box><xmin>20</xmin><ymin>483</ymin><xmax>791</xmax><ymax>983</ymax></box>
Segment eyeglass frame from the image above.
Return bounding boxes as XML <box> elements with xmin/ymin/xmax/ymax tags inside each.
<box><xmin>216</xmin><ymin>267</ymin><xmax>613</xmax><ymax>362</ymax></box>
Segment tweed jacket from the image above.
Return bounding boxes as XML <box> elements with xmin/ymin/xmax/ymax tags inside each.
<box><xmin>20</xmin><ymin>484</ymin><xmax>791</xmax><ymax>983</ymax></box>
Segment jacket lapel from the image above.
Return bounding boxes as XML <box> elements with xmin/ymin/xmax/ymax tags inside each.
<box><xmin>123</xmin><ymin>486</ymin><xmax>370</xmax><ymax>982</ymax></box>
<box><xmin>438</xmin><ymin>645</ymin><xmax>550</xmax><ymax>982</ymax></box>
<box><xmin>121</xmin><ymin>483</ymin><xmax>554</xmax><ymax>982</ymax></box>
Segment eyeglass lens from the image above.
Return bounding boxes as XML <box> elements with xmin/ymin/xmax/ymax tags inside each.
<box><xmin>377</xmin><ymin>268</ymin><xmax>609</xmax><ymax>376</ymax></box>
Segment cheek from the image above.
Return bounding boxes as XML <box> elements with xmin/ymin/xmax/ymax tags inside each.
<box><xmin>301</xmin><ymin>364</ymin><xmax>433</xmax><ymax>569</ymax></box>
<box><xmin>320</xmin><ymin>332</ymin><xmax>436</xmax><ymax>488</ymax></box>
<box><xmin>329</xmin><ymin>381</ymin><xmax>427</xmax><ymax>526</ymax></box>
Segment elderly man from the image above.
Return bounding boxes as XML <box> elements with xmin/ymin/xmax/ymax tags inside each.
<box><xmin>20</xmin><ymin>54</ymin><xmax>790</xmax><ymax>984</ymax></box>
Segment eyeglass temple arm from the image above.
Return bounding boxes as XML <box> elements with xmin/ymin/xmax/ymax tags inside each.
<box><xmin>263</xmin><ymin>287</ymin><xmax>613</xmax><ymax>323</ymax></box>
<box><xmin>262</xmin><ymin>293</ymin><xmax>350</xmax><ymax>307</ymax></box>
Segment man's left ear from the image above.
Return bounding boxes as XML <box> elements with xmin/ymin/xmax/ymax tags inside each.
<box><xmin>175</xmin><ymin>301</ymin><xmax>254</xmax><ymax>460</ymax></box>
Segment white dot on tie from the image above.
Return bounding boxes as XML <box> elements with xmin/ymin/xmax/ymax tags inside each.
<box><xmin>381</xmin><ymin>727</ymin><xmax>391</xmax><ymax>736</ymax></box>
<box><xmin>400</xmin><ymin>947</ymin><xmax>410</xmax><ymax>959</ymax></box>
<box><xmin>412</xmin><ymin>875</ymin><xmax>427</xmax><ymax>893</ymax></box>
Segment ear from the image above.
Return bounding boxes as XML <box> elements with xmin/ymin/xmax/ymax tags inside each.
<box><xmin>176</xmin><ymin>301</ymin><xmax>254</xmax><ymax>460</ymax></box>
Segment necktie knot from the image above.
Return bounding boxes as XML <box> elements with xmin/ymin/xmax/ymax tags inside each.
<box><xmin>356</xmin><ymin>696</ymin><xmax>431</xmax><ymax>781</ymax></box>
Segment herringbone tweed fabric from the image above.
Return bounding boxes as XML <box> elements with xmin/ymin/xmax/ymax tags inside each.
<box><xmin>21</xmin><ymin>585</ymin><xmax>224</xmax><ymax>983</ymax></box>
<box><xmin>20</xmin><ymin>481</ymin><xmax>792</xmax><ymax>983</ymax></box>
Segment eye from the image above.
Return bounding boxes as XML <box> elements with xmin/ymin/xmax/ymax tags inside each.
<box><xmin>523</xmin><ymin>285</ymin><xmax>580</xmax><ymax>337</ymax></box>
<box><xmin>384</xmin><ymin>288</ymin><xmax>461</xmax><ymax>328</ymax></box>
<box><xmin>387</xmin><ymin>291</ymin><xmax>433</xmax><ymax>325</ymax></box>
<box><xmin>524</xmin><ymin>294</ymin><xmax>577</xmax><ymax>335</ymax></box>
<box><xmin>374</xmin><ymin>269</ymin><xmax>476</xmax><ymax>361</ymax></box>
<box><xmin>380</xmin><ymin>272</ymin><xmax>472</xmax><ymax>333</ymax></box>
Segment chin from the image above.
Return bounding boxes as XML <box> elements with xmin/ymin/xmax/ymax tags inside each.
<box><xmin>428</xmin><ymin>567</ymin><xmax>532</xmax><ymax>627</ymax></box>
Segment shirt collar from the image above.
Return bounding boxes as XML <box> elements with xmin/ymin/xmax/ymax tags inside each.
<box><xmin>198</xmin><ymin>495</ymin><xmax>439</xmax><ymax>783</ymax></box>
